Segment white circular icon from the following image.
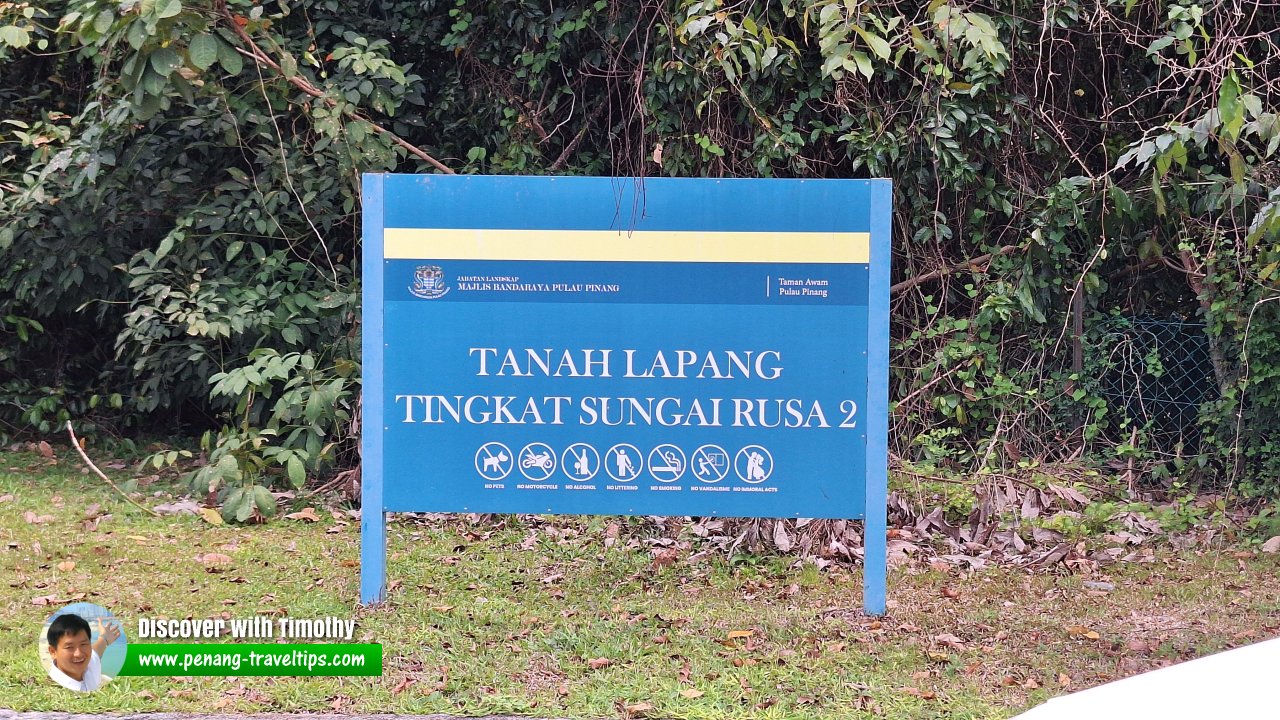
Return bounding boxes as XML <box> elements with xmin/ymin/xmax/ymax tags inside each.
<box><xmin>647</xmin><ymin>444</ymin><xmax>687</xmax><ymax>482</ymax></box>
<box><xmin>734</xmin><ymin>445</ymin><xmax>774</xmax><ymax>484</ymax></box>
<box><xmin>604</xmin><ymin>443</ymin><xmax>643</xmax><ymax>482</ymax></box>
<box><xmin>518</xmin><ymin>442</ymin><xmax>557</xmax><ymax>481</ymax></box>
<box><xmin>475</xmin><ymin>442</ymin><xmax>513</xmax><ymax>480</ymax></box>
<box><xmin>561</xmin><ymin>443</ymin><xmax>600</xmax><ymax>481</ymax></box>
<box><xmin>691</xmin><ymin>444</ymin><xmax>730</xmax><ymax>483</ymax></box>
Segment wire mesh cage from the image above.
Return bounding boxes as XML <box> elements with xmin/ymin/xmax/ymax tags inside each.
<box><xmin>1095</xmin><ymin>316</ymin><xmax>1217</xmax><ymax>451</ymax></box>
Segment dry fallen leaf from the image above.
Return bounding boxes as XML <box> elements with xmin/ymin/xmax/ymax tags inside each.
<box><xmin>651</xmin><ymin>547</ymin><xmax>678</xmax><ymax>569</ymax></box>
<box><xmin>56</xmin><ymin>561</ymin><xmax>76</xmax><ymax>572</ymax></box>
<box><xmin>200</xmin><ymin>553</ymin><xmax>233</xmax><ymax>566</ymax></box>
<box><xmin>588</xmin><ymin>657</ymin><xmax>612</xmax><ymax>670</ymax></box>
<box><xmin>38</xmin><ymin>441</ymin><xmax>55</xmax><ymax>458</ymax></box>
<box><xmin>1262</xmin><ymin>536</ymin><xmax>1280</xmax><ymax>554</ymax></box>
<box><xmin>623</xmin><ymin>701</ymin><xmax>654</xmax><ymax>716</ymax></box>
<box><xmin>727</xmin><ymin>629</ymin><xmax>754</xmax><ymax>640</ymax></box>
<box><xmin>1066</xmin><ymin>625</ymin><xmax>1101</xmax><ymax>640</ymax></box>
<box><xmin>1058</xmin><ymin>672</ymin><xmax>1072</xmax><ymax>688</ymax></box>
<box><xmin>679</xmin><ymin>688</ymin><xmax>704</xmax><ymax>699</ymax></box>
<box><xmin>199</xmin><ymin>507</ymin><xmax>224</xmax><ymax>525</ymax></box>
<box><xmin>154</xmin><ymin>499</ymin><xmax>200</xmax><ymax>515</ymax></box>
<box><xmin>934</xmin><ymin>633</ymin><xmax>965</xmax><ymax>649</ymax></box>
<box><xmin>285</xmin><ymin>507</ymin><xmax>321</xmax><ymax>522</ymax></box>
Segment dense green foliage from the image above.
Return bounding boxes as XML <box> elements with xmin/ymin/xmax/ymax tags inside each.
<box><xmin>2</xmin><ymin>0</ymin><xmax>1279</xmax><ymax>513</ymax></box>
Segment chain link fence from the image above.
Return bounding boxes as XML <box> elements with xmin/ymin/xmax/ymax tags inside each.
<box><xmin>1095</xmin><ymin>316</ymin><xmax>1217</xmax><ymax>452</ymax></box>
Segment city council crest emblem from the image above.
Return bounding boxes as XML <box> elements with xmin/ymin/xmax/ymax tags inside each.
<box><xmin>409</xmin><ymin>265</ymin><xmax>449</xmax><ymax>299</ymax></box>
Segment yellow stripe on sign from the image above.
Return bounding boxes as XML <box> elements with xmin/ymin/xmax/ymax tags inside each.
<box><xmin>383</xmin><ymin>229</ymin><xmax>870</xmax><ymax>264</ymax></box>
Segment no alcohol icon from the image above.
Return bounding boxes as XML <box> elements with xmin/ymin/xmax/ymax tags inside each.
<box><xmin>561</xmin><ymin>443</ymin><xmax>600</xmax><ymax>481</ymax></box>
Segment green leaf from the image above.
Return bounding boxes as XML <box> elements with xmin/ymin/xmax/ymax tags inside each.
<box><xmin>252</xmin><ymin>484</ymin><xmax>277</xmax><ymax>516</ymax></box>
<box><xmin>218</xmin><ymin>40</ymin><xmax>243</xmax><ymax>75</ymax></box>
<box><xmin>280</xmin><ymin>51</ymin><xmax>298</xmax><ymax>79</ymax></box>
<box><xmin>140</xmin><ymin>68</ymin><xmax>167</xmax><ymax>96</ymax></box>
<box><xmin>1146</xmin><ymin>36</ymin><xmax>1174</xmax><ymax>56</ymax></box>
<box><xmin>848</xmin><ymin>50</ymin><xmax>873</xmax><ymax>80</ymax></box>
<box><xmin>142</xmin><ymin>0</ymin><xmax>183</xmax><ymax>20</ymax></box>
<box><xmin>156</xmin><ymin>234</ymin><xmax>175</xmax><ymax>259</ymax></box>
<box><xmin>818</xmin><ymin>3</ymin><xmax>841</xmax><ymax>26</ymax></box>
<box><xmin>1219</xmin><ymin>71</ymin><xmax>1244</xmax><ymax>142</ymax></box>
<box><xmin>1241</xmin><ymin>93</ymin><xmax>1262</xmax><ymax>119</ymax></box>
<box><xmin>852</xmin><ymin>26</ymin><xmax>891</xmax><ymax>61</ymax></box>
<box><xmin>1109</xmin><ymin>185</ymin><xmax>1133</xmax><ymax>215</ymax></box>
<box><xmin>126</xmin><ymin>20</ymin><xmax>148</xmax><ymax>49</ymax></box>
<box><xmin>235</xmin><ymin>491</ymin><xmax>256</xmax><ymax>522</ymax></box>
<box><xmin>1137</xmin><ymin>235</ymin><xmax>1162</xmax><ymax>260</ymax></box>
<box><xmin>286</xmin><ymin>455</ymin><xmax>306</xmax><ymax>488</ymax></box>
<box><xmin>0</xmin><ymin>25</ymin><xmax>31</xmax><ymax>48</ymax></box>
<box><xmin>1014</xmin><ymin>283</ymin><xmax>1046</xmax><ymax>323</ymax></box>
<box><xmin>92</xmin><ymin>10</ymin><xmax>114</xmax><ymax>34</ymax></box>
<box><xmin>188</xmin><ymin>33</ymin><xmax>218</xmax><ymax>70</ymax></box>
<box><xmin>1227</xmin><ymin>147</ymin><xmax>1246</xmax><ymax>185</ymax></box>
<box><xmin>910</xmin><ymin>26</ymin><xmax>939</xmax><ymax>62</ymax></box>
<box><xmin>221</xmin><ymin>487</ymin><xmax>245</xmax><ymax>522</ymax></box>
<box><xmin>150</xmin><ymin>47</ymin><xmax>181</xmax><ymax>77</ymax></box>
<box><xmin>215</xmin><ymin>453</ymin><xmax>242</xmax><ymax>483</ymax></box>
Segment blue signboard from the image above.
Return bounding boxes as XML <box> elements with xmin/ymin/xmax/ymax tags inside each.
<box><xmin>362</xmin><ymin>176</ymin><xmax>891</xmax><ymax>614</ymax></box>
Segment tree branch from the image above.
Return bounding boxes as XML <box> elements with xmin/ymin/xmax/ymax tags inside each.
<box><xmin>891</xmin><ymin>245</ymin><xmax>1021</xmax><ymax>295</ymax></box>
<box><xmin>549</xmin><ymin>101</ymin><xmax>609</xmax><ymax>172</ymax></box>
<box><xmin>217</xmin><ymin>1</ymin><xmax>453</xmax><ymax>174</ymax></box>
<box><xmin>65</xmin><ymin>422</ymin><xmax>160</xmax><ymax>518</ymax></box>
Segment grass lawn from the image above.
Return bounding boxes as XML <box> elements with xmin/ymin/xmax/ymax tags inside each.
<box><xmin>1</xmin><ymin>449</ymin><xmax>1278</xmax><ymax>719</ymax></box>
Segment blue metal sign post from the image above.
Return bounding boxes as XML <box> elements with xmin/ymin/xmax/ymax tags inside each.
<box><xmin>361</xmin><ymin>176</ymin><xmax>891</xmax><ymax>614</ymax></box>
